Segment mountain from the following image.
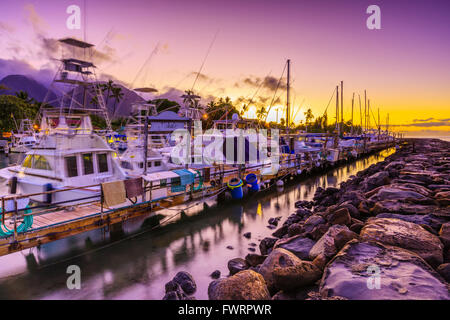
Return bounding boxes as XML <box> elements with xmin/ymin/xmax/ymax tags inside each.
<box><xmin>0</xmin><ymin>75</ymin><xmax>58</xmax><ymax>103</ymax></box>
<box><xmin>0</xmin><ymin>75</ymin><xmax>145</xmax><ymax>119</ymax></box>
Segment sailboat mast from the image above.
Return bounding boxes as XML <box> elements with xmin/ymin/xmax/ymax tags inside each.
<box><xmin>364</xmin><ymin>90</ymin><xmax>367</xmax><ymax>132</ymax></box>
<box><xmin>340</xmin><ymin>80</ymin><xmax>344</xmax><ymax>128</ymax></box>
<box><xmin>336</xmin><ymin>85</ymin><xmax>339</xmax><ymax>135</ymax></box>
<box><xmin>286</xmin><ymin>59</ymin><xmax>290</xmax><ymax>134</ymax></box>
<box><xmin>351</xmin><ymin>92</ymin><xmax>354</xmax><ymax>135</ymax></box>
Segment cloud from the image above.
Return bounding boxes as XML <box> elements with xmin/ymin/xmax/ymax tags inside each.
<box><xmin>0</xmin><ymin>22</ymin><xmax>15</xmax><ymax>33</ymax></box>
<box><xmin>392</xmin><ymin>119</ymin><xmax>450</xmax><ymax>128</ymax></box>
<box><xmin>0</xmin><ymin>58</ymin><xmax>55</xmax><ymax>86</ymax></box>
<box><xmin>237</xmin><ymin>75</ymin><xmax>287</xmax><ymax>91</ymax></box>
<box><xmin>413</xmin><ymin>117</ymin><xmax>434</xmax><ymax>122</ymax></box>
<box><xmin>189</xmin><ymin>71</ymin><xmax>210</xmax><ymax>82</ymax></box>
<box><xmin>24</xmin><ymin>3</ymin><xmax>48</xmax><ymax>34</ymax></box>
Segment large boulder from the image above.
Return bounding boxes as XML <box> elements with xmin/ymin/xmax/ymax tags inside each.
<box><xmin>259</xmin><ymin>248</ymin><xmax>303</xmax><ymax>293</ymax></box>
<box><xmin>370</xmin><ymin>186</ymin><xmax>430</xmax><ymax>203</ymax></box>
<box><xmin>376</xmin><ymin>213</ymin><xmax>447</xmax><ymax>232</ymax></box>
<box><xmin>364</xmin><ymin>171</ymin><xmax>390</xmax><ymax>190</ymax></box>
<box><xmin>208</xmin><ymin>270</ymin><xmax>270</xmax><ymax>300</ymax></box>
<box><xmin>360</xmin><ymin>218</ymin><xmax>444</xmax><ymax>266</ymax></box>
<box><xmin>309</xmin><ymin>225</ymin><xmax>350</xmax><ymax>260</ymax></box>
<box><xmin>273</xmin><ymin>235</ymin><xmax>316</xmax><ymax>260</ymax></box>
<box><xmin>320</xmin><ymin>240</ymin><xmax>449</xmax><ymax>300</ymax></box>
<box><xmin>272</xmin><ymin>260</ymin><xmax>322</xmax><ymax>292</ymax></box>
<box><xmin>326</xmin><ymin>207</ymin><xmax>352</xmax><ymax>226</ymax></box>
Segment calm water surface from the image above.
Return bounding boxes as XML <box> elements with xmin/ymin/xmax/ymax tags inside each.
<box><xmin>0</xmin><ymin>149</ymin><xmax>394</xmax><ymax>299</ymax></box>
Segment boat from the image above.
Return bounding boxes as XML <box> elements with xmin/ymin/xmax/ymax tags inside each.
<box><xmin>0</xmin><ymin>38</ymin><xmax>126</xmax><ymax>205</ymax></box>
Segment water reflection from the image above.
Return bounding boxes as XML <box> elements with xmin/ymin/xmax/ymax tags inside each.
<box><xmin>0</xmin><ymin>149</ymin><xmax>394</xmax><ymax>299</ymax></box>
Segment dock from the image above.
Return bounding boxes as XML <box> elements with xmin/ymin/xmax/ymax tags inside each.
<box><xmin>0</xmin><ymin>140</ymin><xmax>398</xmax><ymax>257</ymax></box>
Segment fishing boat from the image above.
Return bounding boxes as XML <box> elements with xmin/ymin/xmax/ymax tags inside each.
<box><xmin>0</xmin><ymin>38</ymin><xmax>126</xmax><ymax>205</ymax></box>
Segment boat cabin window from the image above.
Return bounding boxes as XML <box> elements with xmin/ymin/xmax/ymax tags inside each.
<box><xmin>154</xmin><ymin>161</ymin><xmax>161</xmax><ymax>167</ymax></box>
<box><xmin>148</xmin><ymin>161</ymin><xmax>152</xmax><ymax>168</ymax></box>
<box><xmin>82</xmin><ymin>153</ymin><xmax>94</xmax><ymax>175</ymax></box>
<box><xmin>22</xmin><ymin>155</ymin><xmax>51</xmax><ymax>170</ymax></box>
<box><xmin>22</xmin><ymin>155</ymin><xmax>33</xmax><ymax>168</ymax></box>
<box><xmin>138</xmin><ymin>162</ymin><xmax>144</xmax><ymax>169</ymax></box>
<box><xmin>97</xmin><ymin>153</ymin><xmax>108</xmax><ymax>173</ymax></box>
<box><xmin>121</xmin><ymin>161</ymin><xmax>132</xmax><ymax>170</ymax></box>
<box><xmin>33</xmin><ymin>155</ymin><xmax>51</xmax><ymax>170</ymax></box>
<box><xmin>65</xmin><ymin>156</ymin><xmax>78</xmax><ymax>177</ymax></box>
<box><xmin>66</xmin><ymin>117</ymin><xmax>82</xmax><ymax>128</ymax></box>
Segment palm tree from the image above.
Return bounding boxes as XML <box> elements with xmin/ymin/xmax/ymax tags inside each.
<box><xmin>15</xmin><ymin>91</ymin><xmax>32</xmax><ymax>104</ymax></box>
<box><xmin>256</xmin><ymin>107</ymin><xmax>267</xmax><ymax>124</ymax></box>
<box><xmin>304</xmin><ymin>108</ymin><xmax>314</xmax><ymax>126</ymax></box>
<box><xmin>101</xmin><ymin>80</ymin><xmax>115</xmax><ymax>107</ymax></box>
<box><xmin>110</xmin><ymin>86</ymin><xmax>124</xmax><ymax>117</ymax></box>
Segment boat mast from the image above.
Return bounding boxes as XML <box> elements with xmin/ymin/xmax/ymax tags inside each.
<box><xmin>286</xmin><ymin>59</ymin><xmax>290</xmax><ymax>135</ymax></box>
<box><xmin>340</xmin><ymin>80</ymin><xmax>344</xmax><ymax>132</ymax></box>
<box><xmin>336</xmin><ymin>85</ymin><xmax>339</xmax><ymax>136</ymax></box>
<box><xmin>351</xmin><ymin>92</ymin><xmax>354</xmax><ymax>135</ymax></box>
<box><xmin>364</xmin><ymin>90</ymin><xmax>367</xmax><ymax>133</ymax></box>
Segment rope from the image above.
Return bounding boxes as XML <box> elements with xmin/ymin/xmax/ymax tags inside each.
<box><xmin>0</xmin><ymin>206</ymin><xmax>33</xmax><ymax>238</ymax></box>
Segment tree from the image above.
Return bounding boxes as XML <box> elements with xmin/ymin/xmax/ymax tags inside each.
<box><xmin>0</xmin><ymin>95</ymin><xmax>39</xmax><ymax>132</ymax></box>
<box><xmin>148</xmin><ymin>98</ymin><xmax>180</xmax><ymax>114</ymax></box>
<box><xmin>101</xmin><ymin>80</ymin><xmax>115</xmax><ymax>107</ymax></box>
<box><xmin>110</xmin><ymin>86</ymin><xmax>124</xmax><ymax>117</ymax></box>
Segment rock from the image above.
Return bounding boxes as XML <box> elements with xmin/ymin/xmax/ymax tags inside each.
<box><xmin>249</xmin><ymin>242</ymin><xmax>257</xmax><ymax>247</ymax></box>
<box><xmin>370</xmin><ymin>201</ymin><xmax>438</xmax><ymax>215</ymax></box>
<box><xmin>437</xmin><ymin>263</ymin><xmax>450</xmax><ymax>282</ymax></box>
<box><xmin>439</xmin><ymin>222</ymin><xmax>450</xmax><ymax>247</ymax></box>
<box><xmin>350</xmin><ymin>222</ymin><xmax>364</xmax><ymax>234</ymax></box>
<box><xmin>173</xmin><ymin>271</ymin><xmax>197</xmax><ymax>295</ymax></box>
<box><xmin>320</xmin><ymin>240</ymin><xmax>449</xmax><ymax>300</ymax></box>
<box><xmin>302</xmin><ymin>215</ymin><xmax>326</xmax><ymax>233</ymax></box>
<box><xmin>210</xmin><ymin>270</ymin><xmax>221</xmax><ymax>279</ymax></box>
<box><xmin>274</xmin><ymin>235</ymin><xmax>316</xmax><ymax>260</ymax></box>
<box><xmin>248</xmin><ymin>247</ymin><xmax>256</xmax><ymax>252</ymax></box>
<box><xmin>334</xmin><ymin>229</ymin><xmax>359</xmax><ymax>251</ymax></box>
<box><xmin>327</xmin><ymin>207</ymin><xmax>352</xmax><ymax>226</ymax></box>
<box><xmin>165</xmin><ymin>280</ymin><xmax>181</xmax><ymax>293</ymax></box>
<box><xmin>259</xmin><ymin>248</ymin><xmax>302</xmax><ymax>293</ymax></box>
<box><xmin>376</xmin><ymin>213</ymin><xmax>446</xmax><ymax>232</ymax></box>
<box><xmin>259</xmin><ymin>237</ymin><xmax>278</xmax><ymax>255</ymax></box>
<box><xmin>245</xmin><ymin>253</ymin><xmax>267</xmax><ymax>267</ymax></box>
<box><xmin>162</xmin><ymin>291</ymin><xmax>181</xmax><ymax>300</ymax></box>
<box><xmin>287</xmin><ymin>223</ymin><xmax>303</xmax><ymax>237</ymax></box>
<box><xmin>272</xmin><ymin>225</ymin><xmax>288</xmax><ymax>238</ymax></box>
<box><xmin>268</xmin><ymin>217</ymin><xmax>280</xmax><ymax>226</ymax></box>
<box><xmin>243</xmin><ymin>232</ymin><xmax>251</xmax><ymax>239</ymax></box>
<box><xmin>309</xmin><ymin>224</ymin><xmax>330</xmax><ymax>241</ymax></box>
<box><xmin>360</xmin><ymin>218</ymin><xmax>444</xmax><ymax>266</ymax></box>
<box><xmin>228</xmin><ymin>258</ymin><xmax>248</xmax><ymax>275</ymax></box>
<box><xmin>208</xmin><ymin>270</ymin><xmax>270</xmax><ymax>300</ymax></box>
<box><xmin>370</xmin><ymin>186</ymin><xmax>430</xmax><ymax>203</ymax></box>
<box><xmin>365</xmin><ymin>171</ymin><xmax>390</xmax><ymax>190</ymax></box>
<box><xmin>309</xmin><ymin>225</ymin><xmax>349</xmax><ymax>260</ymax></box>
<box><xmin>272</xmin><ymin>260</ymin><xmax>322</xmax><ymax>291</ymax></box>
<box><xmin>226</xmin><ymin>245</ymin><xmax>234</xmax><ymax>250</ymax></box>
<box><xmin>312</xmin><ymin>253</ymin><xmax>328</xmax><ymax>270</ymax></box>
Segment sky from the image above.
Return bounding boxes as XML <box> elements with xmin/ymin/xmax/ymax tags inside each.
<box><xmin>0</xmin><ymin>0</ymin><xmax>449</xmax><ymax>135</ymax></box>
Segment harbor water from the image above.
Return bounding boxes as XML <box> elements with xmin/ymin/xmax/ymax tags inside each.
<box><xmin>0</xmin><ymin>148</ymin><xmax>395</xmax><ymax>299</ymax></box>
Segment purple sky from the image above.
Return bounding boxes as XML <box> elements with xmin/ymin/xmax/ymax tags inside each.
<box><xmin>0</xmin><ymin>0</ymin><xmax>449</xmax><ymax>130</ymax></box>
